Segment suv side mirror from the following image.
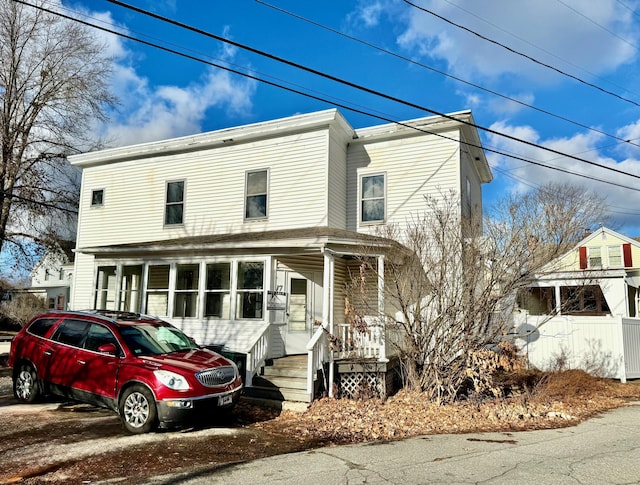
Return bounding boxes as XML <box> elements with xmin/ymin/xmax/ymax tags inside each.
<box><xmin>97</xmin><ymin>343</ymin><xmax>118</xmax><ymax>356</ymax></box>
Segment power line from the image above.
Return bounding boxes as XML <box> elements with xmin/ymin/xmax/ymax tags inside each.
<box><xmin>101</xmin><ymin>0</ymin><xmax>640</xmax><ymax>183</ymax></box>
<box><xmin>257</xmin><ymin>0</ymin><xmax>640</xmax><ymax>150</ymax></box>
<box><xmin>402</xmin><ymin>0</ymin><xmax>640</xmax><ymax>108</ymax></box>
<box><xmin>556</xmin><ymin>0</ymin><xmax>639</xmax><ymax>51</ymax></box>
<box><xmin>15</xmin><ymin>0</ymin><xmax>640</xmax><ymax>194</ymax></box>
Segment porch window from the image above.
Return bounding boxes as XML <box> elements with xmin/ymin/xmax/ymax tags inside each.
<box><xmin>173</xmin><ymin>264</ymin><xmax>199</xmax><ymax>318</ymax></box>
<box><xmin>245</xmin><ymin>170</ymin><xmax>268</xmax><ymax>219</ymax></box>
<box><xmin>517</xmin><ymin>287</ymin><xmax>555</xmax><ymax>315</ymax></box>
<box><xmin>165</xmin><ymin>180</ymin><xmax>184</xmax><ymax>225</ymax></box>
<box><xmin>587</xmin><ymin>247</ymin><xmax>601</xmax><ymax>268</ymax></box>
<box><xmin>119</xmin><ymin>265</ymin><xmax>142</xmax><ymax>313</ymax></box>
<box><xmin>205</xmin><ymin>263</ymin><xmax>231</xmax><ymax>319</ymax></box>
<box><xmin>360</xmin><ymin>174</ymin><xmax>385</xmax><ymax>223</ymax></box>
<box><xmin>236</xmin><ymin>262</ymin><xmax>264</xmax><ymax>319</ymax></box>
<box><xmin>146</xmin><ymin>265</ymin><xmax>170</xmax><ymax>316</ymax></box>
<box><xmin>608</xmin><ymin>245</ymin><xmax>622</xmax><ymax>267</ymax></box>
<box><xmin>561</xmin><ymin>285</ymin><xmax>610</xmax><ymax>316</ymax></box>
<box><xmin>95</xmin><ymin>266</ymin><xmax>116</xmax><ymax>310</ymax></box>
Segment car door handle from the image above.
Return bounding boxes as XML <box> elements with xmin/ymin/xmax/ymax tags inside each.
<box><xmin>77</xmin><ymin>360</ymin><xmax>86</xmax><ymax>365</ymax></box>
<box><xmin>43</xmin><ymin>350</ymin><xmax>52</xmax><ymax>356</ymax></box>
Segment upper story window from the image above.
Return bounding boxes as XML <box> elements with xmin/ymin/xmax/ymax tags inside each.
<box><xmin>608</xmin><ymin>245</ymin><xmax>623</xmax><ymax>267</ymax></box>
<box><xmin>360</xmin><ymin>173</ymin><xmax>385</xmax><ymax>223</ymax></box>
<box><xmin>245</xmin><ymin>170</ymin><xmax>268</xmax><ymax>220</ymax></box>
<box><xmin>588</xmin><ymin>247</ymin><xmax>602</xmax><ymax>268</ymax></box>
<box><xmin>165</xmin><ymin>181</ymin><xmax>184</xmax><ymax>226</ymax></box>
<box><xmin>91</xmin><ymin>189</ymin><xmax>104</xmax><ymax>207</ymax></box>
<box><xmin>580</xmin><ymin>243</ymin><xmax>633</xmax><ymax>269</ymax></box>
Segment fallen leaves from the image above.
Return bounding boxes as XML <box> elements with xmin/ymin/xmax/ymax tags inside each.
<box><xmin>254</xmin><ymin>371</ymin><xmax>640</xmax><ymax>445</ymax></box>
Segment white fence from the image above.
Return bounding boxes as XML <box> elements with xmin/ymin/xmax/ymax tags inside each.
<box><xmin>513</xmin><ymin>313</ymin><xmax>640</xmax><ymax>382</ymax></box>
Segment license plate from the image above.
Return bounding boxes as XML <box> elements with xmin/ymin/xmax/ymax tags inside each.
<box><xmin>218</xmin><ymin>394</ymin><xmax>233</xmax><ymax>406</ymax></box>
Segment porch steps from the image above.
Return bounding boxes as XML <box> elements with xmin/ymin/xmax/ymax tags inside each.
<box><xmin>247</xmin><ymin>355</ymin><xmax>312</xmax><ymax>403</ymax></box>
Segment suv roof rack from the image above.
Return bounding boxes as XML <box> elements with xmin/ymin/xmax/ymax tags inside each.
<box><xmin>86</xmin><ymin>309</ymin><xmax>143</xmax><ymax>321</ymax></box>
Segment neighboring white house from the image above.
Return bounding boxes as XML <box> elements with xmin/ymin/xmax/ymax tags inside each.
<box><xmin>29</xmin><ymin>241</ymin><xmax>75</xmax><ymax>310</ymax></box>
<box><xmin>514</xmin><ymin>226</ymin><xmax>640</xmax><ymax>382</ymax></box>
<box><xmin>68</xmin><ymin>108</ymin><xmax>492</xmax><ymax>400</ymax></box>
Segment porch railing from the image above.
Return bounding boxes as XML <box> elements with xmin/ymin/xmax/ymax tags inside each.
<box><xmin>306</xmin><ymin>323</ymin><xmax>330</xmax><ymax>399</ymax></box>
<box><xmin>335</xmin><ymin>322</ymin><xmax>391</xmax><ymax>360</ymax></box>
<box><xmin>244</xmin><ymin>322</ymin><xmax>271</xmax><ymax>384</ymax></box>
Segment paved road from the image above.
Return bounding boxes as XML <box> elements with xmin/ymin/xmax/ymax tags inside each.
<box><xmin>145</xmin><ymin>401</ymin><xmax>640</xmax><ymax>485</ymax></box>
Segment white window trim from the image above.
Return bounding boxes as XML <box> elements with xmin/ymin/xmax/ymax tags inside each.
<box><xmin>244</xmin><ymin>169</ymin><xmax>269</xmax><ymax>221</ymax></box>
<box><xmin>359</xmin><ymin>172</ymin><xmax>387</xmax><ymax>226</ymax></box>
<box><xmin>607</xmin><ymin>245</ymin><xmax>623</xmax><ymax>268</ymax></box>
<box><xmin>164</xmin><ymin>180</ymin><xmax>185</xmax><ymax>227</ymax></box>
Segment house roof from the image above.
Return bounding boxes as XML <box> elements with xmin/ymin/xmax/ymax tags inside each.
<box><xmin>69</xmin><ymin>109</ymin><xmax>354</xmax><ymax>167</ymax></box>
<box><xmin>77</xmin><ymin>227</ymin><xmax>403</xmax><ymax>257</ymax></box>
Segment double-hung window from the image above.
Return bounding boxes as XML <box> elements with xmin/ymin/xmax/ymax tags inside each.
<box><xmin>245</xmin><ymin>170</ymin><xmax>268</xmax><ymax>220</ymax></box>
<box><xmin>95</xmin><ymin>266</ymin><xmax>117</xmax><ymax>310</ymax></box>
<box><xmin>607</xmin><ymin>246</ymin><xmax>622</xmax><ymax>267</ymax></box>
<box><xmin>205</xmin><ymin>263</ymin><xmax>231</xmax><ymax>319</ymax></box>
<box><xmin>146</xmin><ymin>265</ymin><xmax>170</xmax><ymax>316</ymax></box>
<box><xmin>174</xmin><ymin>264</ymin><xmax>199</xmax><ymax>318</ymax></box>
<box><xmin>587</xmin><ymin>247</ymin><xmax>602</xmax><ymax>268</ymax></box>
<box><xmin>360</xmin><ymin>173</ymin><xmax>385</xmax><ymax>223</ymax></box>
<box><xmin>165</xmin><ymin>181</ymin><xmax>184</xmax><ymax>225</ymax></box>
<box><xmin>236</xmin><ymin>262</ymin><xmax>264</xmax><ymax>319</ymax></box>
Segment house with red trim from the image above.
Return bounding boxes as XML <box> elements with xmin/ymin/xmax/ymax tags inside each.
<box><xmin>514</xmin><ymin>226</ymin><xmax>640</xmax><ymax>381</ymax></box>
<box><xmin>68</xmin><ymin>108</ymin><xmax>492</xmax><ymax>402</ymax></box>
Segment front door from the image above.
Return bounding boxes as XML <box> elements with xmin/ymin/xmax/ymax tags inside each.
<box><xmin>285</xmin><ymin>276</ymin><xmax>310</xmax><ymax>355</ymax></box>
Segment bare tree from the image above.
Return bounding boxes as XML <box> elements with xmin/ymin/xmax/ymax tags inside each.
<box><xmin>0</xmin><ymin>1</ymin><xmax>114</xmax><ymax>272</ymax></box>
<box><xmin>346</xmin><ymin>183</ymin><xmax>609</xmax><ymax>403</ymax></box>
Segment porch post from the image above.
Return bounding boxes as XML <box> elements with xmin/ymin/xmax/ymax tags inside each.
<box><xmin>323</xmin><ymin>250</ymin><xmax>336</xmax><ymax>397</ymax></box>
<box><xmin>554</xmin><ymin>285</ymin><xmax>562</xmax><ymax>315</ymax></box>
<box><xmin>378</xmin><ymin>254</ymin><xmax>386</xmax><ymax>360</ymax></box>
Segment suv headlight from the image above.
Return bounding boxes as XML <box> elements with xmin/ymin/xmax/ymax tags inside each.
<box><xmin>154</xmin><ymin>370</ymin><xmax>191</xmax><ymax>391</ymax></box>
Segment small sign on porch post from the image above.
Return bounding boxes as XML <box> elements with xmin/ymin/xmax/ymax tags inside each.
<box><xmin>267</xmin><ymin>286</ymin><xmax>287</xmax><ymax>311</ymax></box>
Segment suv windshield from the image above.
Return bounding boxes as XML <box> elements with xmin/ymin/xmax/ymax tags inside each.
<box><xmin>119</xmin><ymin>324</ymin><xmax>198</xmax><ymax>356</ymax></box>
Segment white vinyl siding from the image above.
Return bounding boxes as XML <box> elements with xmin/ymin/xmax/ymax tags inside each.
<box><xmin>76</xmin><ymin>130</ymin><xmax>331</xmax><ymax>248</ymax></box>
<box><xmin>347</xmin><ymin>131</ymin><xmax>460</xmax><ymax>232</ymax></box>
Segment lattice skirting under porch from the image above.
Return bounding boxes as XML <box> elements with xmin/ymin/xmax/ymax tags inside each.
<box><xmin>335</xmin><ymin>358</ymin><xmax>399</xmax><ymax>399</ymax></box>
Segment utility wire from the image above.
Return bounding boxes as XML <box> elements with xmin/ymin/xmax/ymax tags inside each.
<box><xmin>403</xmin><ymin>0</ymin><xmax>640</xmax><ymax>108</ymax></box>
<box><xmin>556</xmin><ymin>0</ymin><xmax>639</xmax><ymax>51</ymax></box>
<box><xmin>14</xmin><ymin>0</ymin><xmax>640</xmax><ymax>194</ymax></box>
<box><xmin>102</xmin><ymin>0</ymin><xmax>640</xmax><ymax>183</ymax></box>
<box><xmin>439</xmin><ymin>0</ymin><xmax>640</xmax><ymax>99</ymax></box>
<box><xmin>257</xmin><ymin>0</ymin><xmax>640</xmax><ymax>150</ymax></box>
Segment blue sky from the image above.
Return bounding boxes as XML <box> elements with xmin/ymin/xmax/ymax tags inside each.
<box><xmin>61</xmin><ymin>0</ymin><xmax>640</xmax><ymax>233</ymax></box>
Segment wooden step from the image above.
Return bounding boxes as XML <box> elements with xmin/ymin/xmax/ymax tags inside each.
<box><xmin>247</xmin><ymin>354</ymin><xmax>312</xmax><ymax>403</ymax></box>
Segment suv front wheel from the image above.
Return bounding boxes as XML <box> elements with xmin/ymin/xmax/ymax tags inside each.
<box><xmin>14</xmin><ymin>363</ymin><xmax>41</xmax><ymax>403</ymax></box>
<box><xmin>119</xmin><ymin>385</ymin><xmax>158</xmax><ymax>434</ymax></box>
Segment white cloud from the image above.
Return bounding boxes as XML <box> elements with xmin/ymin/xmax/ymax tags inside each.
<box><xmin>350</xmin><ymin>0</ymin><xmax>388</xmax><ymax>28</ymax></box>
<box><xmin>395</xmin><ymin>0</ymin><xmax>638</xmax><ymax>83</ymax></box>
<box><xmin>77</xmin><ymin>6</ymin><xmax>257</xmax><ymax>147</ymax></box>
<box><xmin>486</xmin><ymin>119</ymin><xmax>640</xmax><ymax>231</ymax></box>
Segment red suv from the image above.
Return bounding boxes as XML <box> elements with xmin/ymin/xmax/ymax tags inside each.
<box><xmin>8</xmin><ymin>310</ymin><xmax>243</xmax><ymax>433</ymax></box>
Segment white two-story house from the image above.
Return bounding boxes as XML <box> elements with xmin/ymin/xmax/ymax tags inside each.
<box><xmin>69</xmin><ymin>108</ymin><xmax>491</xmax><ymax>402</ymax></box>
